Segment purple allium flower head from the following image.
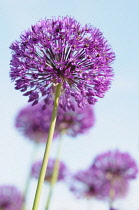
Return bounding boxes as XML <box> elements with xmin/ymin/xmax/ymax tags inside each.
<box><xmin>0</xmin><ymin>185</ymin><xmax>23</xmax><ymax>210</ymax></box>
<box><xmin>91</xmin><ymin>150</ymin><xmax>138</xmax><ymax>200</ymax></box>
<box><xmin>15</xmin><ymin>102</ymin><xmax>53</xmax><ymax>143</ymax></box>
<box><xmin>69</xmin><ymin>169</ymin><xmax>102</xmax><ymax>199</ymax></box>
<box><xmin>55</xmin><ymin>103</ymin><xmax>95</xmax><ymax>137</ymax></box>
<box><xmin>10</xmin><ymin>16</ymin><xmax>115</xmax><ymax>110</ymax></box>
<box><xmin>15</xmin><ymin>101</ymin><xmax>95</xmax><ymax>142</ymax></box>
<box><xmin>31</xmin><ymin>158</ymin><xmax>69</xmax><ymax>182</ymax></box>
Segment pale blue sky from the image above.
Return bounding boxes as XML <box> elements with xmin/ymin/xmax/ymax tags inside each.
<box><xmin>0</xmin><ymin>0</ymin><xmax>139</xmax><ymax>209</ymax></box>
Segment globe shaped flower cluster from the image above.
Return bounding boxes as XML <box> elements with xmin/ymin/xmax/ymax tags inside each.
<box><xmin>15</xmin><ymin>102</ymin><xmax>53</xmax><ymax>143</ymax></box>
<box><xmin>15</xmin><ymin>101</ymin><xmax>95</xmax><ymax>142</ymax></box>
<box><xmin>10</xmin><ymin>16</ymin><xmax>115</xmax><ymax>110</ymax></box>
<box><xmin>0</xmin><ymin>185</ymin><xmax>23</xmax><ymax>210</ymax></box>
<box><xmin>55</xmin><ymin>103</ymin><xmax>95</xmax><ymax>137</ymax></box>
<box><xmin>31</xmin><ymin>158</ymin><xmax>68</xmax><ymax>182</ymax></box>
<box><xmin>69</xmin><ymin>150</ymin><xmax>138</xmax><ymax>210</ymax></box>
<box><xmin>91</xmin><ymin>150</ymin><xmax>138</xmax><ymax>200</ymax></box>
<box><xmin>70</xmin><ymin>169</ymin><xmax>102</xmax><ymax>199</ymax></box>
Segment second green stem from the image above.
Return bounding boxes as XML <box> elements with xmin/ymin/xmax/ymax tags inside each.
<box><xmin>45</xmin><ymin>132</ymin><xmax>64</xmax><ymax>210</ymax></box>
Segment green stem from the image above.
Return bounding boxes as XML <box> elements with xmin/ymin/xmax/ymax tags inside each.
<box><xmin>45</xmin><ymin>132</ymin><xmax>64</xmax><ymax>210</ymax></box>
<box><xmin>32</xmin><ymin>83</ymin><xmax>62</xmax><ymax>210</ymax></box>
<box><xmin>109</xmin><ymin>187</ymin><xmax>115</xmax><ymax>208</ymax></box>
<box><xmin>22</xmin><ymin>142</ymin><xmax>38</xmax><ymax>210</ymax></box>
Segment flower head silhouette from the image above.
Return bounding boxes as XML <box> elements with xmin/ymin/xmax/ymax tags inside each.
<box><xmin>15</xmin><ymin>101</ymin><xmax>95</xmax><ymax>142</ymax></box>
<box><xmin>31</xmin><ymin>158</ymin><xmax>68</xmax><ymax>182</ymax></box>
<box><xmin>10</xmin><ymin>16</ymin><xmax>115</xmax><ymax>110</ymax></box>
<box><xmin>70</xmin><ymin>169</ymin><xmax>102</xmax><ymax>199</ymax></box>
<box><xmin>91</xmin><ymin>150</ymin><xmax>138</xmax><ymax>200</ymax></box>
<box><xmin>0</xmin><ymin>185</ymin><xmax>23</xmax><ymax>210</ymax></box>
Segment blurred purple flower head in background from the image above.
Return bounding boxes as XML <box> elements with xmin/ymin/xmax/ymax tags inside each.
<box><xmin>91</xmin><ymin>150</ymin><xmax>138</xmax><ymax>200</ymax></box>
<box><xmin>15</xmin><ymin>101</ymin><xmax>95</xmax><ymax>142</ymax></box>
<box><xmin>0</xmin><ymin>185</ymin><xmax>23</xmax><ymax>210</ymax></box>
<box><xmin>55</xmin><ymin>103</ymin><xmax>95</xmax><ymax>137</ymax></box>
<box><xmin>69</xmin><ymin>169</ymin><xmax>102</xmax><ymax>199</ymax></box>
<box><xmin>15</xmin><ymin>102</ymin><xmax>53</xmax><ymax>143</ymax></box>
<box><xmin>31</xmin><ymin>158</ymin><xmax>69</xmax><ymax>182</ymax></box>
<box><xmin>10</xmin><ymin>16</ymin><xmax>115</xmax><ymax>110</ymax></box>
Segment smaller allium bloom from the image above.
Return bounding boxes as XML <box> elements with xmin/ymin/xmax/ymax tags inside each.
<box><xmin>55</xmin><ymin>103</ymin><xmax>95</xmax><ymax>137</ymax></box>
<box><xmin>10</xmin><ymin>16</ymin><xmax>115</xmax><ymax>110</ymax></box>
<box><xmin>69</xmin><ymin>169</ymin><xmax>102</xmax><ymax>199</ymax></box>
<box><xmin>91</xmin><ymin>150</ymin><xmax>138</xmax><ymax>200</ymax></box>
<box><xmin>15</xmin><ymin>101</ymin><xmax>95</xmax><ymax>142</ymax></box>
<box><xmin>0</xmin><ymin>185</ymin><xmax>23</xmax><ymax>210</ymax></box>
<box><xmin>15</xmin><ymin>102</ymin><xmax>53</xmax><ymax>143</ymax></box>
<box><xmin>31</xmin><ymin>158</ymin><xmax>68</xmax><ymax>182</ymax></box>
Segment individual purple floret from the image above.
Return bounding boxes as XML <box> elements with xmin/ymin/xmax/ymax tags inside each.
<box><xmin>55</xmin><ymin>103</ymin><xmax>95</xmax><ymax>137</ymax></box>
<box><xmin>91</xmin><ymin>150</ymin><xmax>138</xmax><ymax>200</ymax></box>
<box><xmin>15</xmin><ymin>102</ymin><xmax>53</xmax><ymax>143</ymax></box>
<box><xmin>0</xmin><ymin>185</ymin><xmax>23</xmax><ymax>210</ymax></box>
<box><xmin>10</xmin><ymin>16</ymin><xmax>115</xmax><ymax>110</ymax></box>
<box><xmin>69</xmin><ymin>169</ymin><xmax>102</xmax><ymax>199</ymax></box>
<box><xmin>31</xmin><ymin>158</ymin><xmax>68</xmax><ymax>182</ymax></box>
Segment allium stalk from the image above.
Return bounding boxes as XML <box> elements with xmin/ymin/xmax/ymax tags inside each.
<box><xmin>109</xmin><ymin>186</ymin><xmax>116</xmax><ymax>209</ymax></box>
<box><xmin>45</xmin><ymin>132</ymin><xmax>64</xmax><ymax>210</ymax></box>
<box><xmin>22</xmin><ymin>142</ymin><xmax>38</xmax><ymax>210</ymax></box>
<box><xmin>32</xmin><ymin>83</ymin><xmax>61</xmax><ymax>210</ymax></box>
